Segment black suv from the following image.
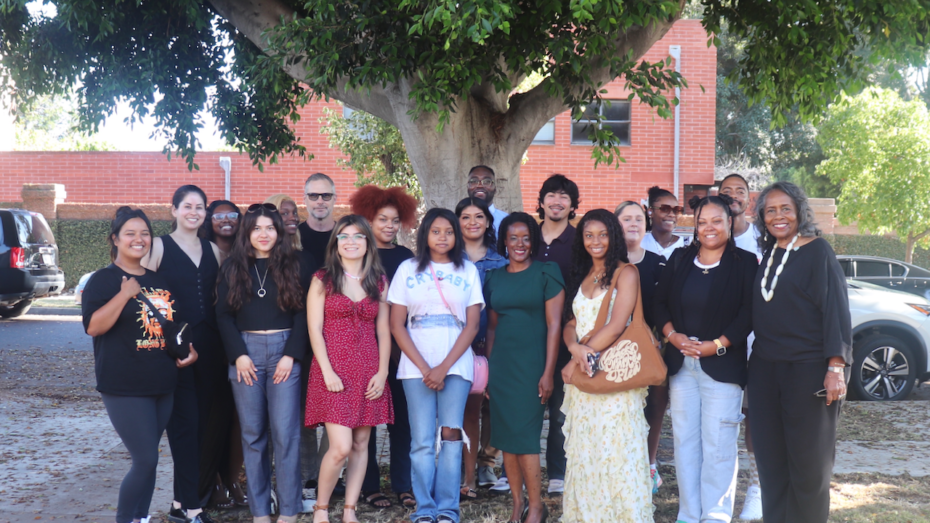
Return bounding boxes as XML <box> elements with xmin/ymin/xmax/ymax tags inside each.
<box><xmin>0</xmin><ymin>209</ymin><xmax>66</xmax><ymax>318</ymax></box>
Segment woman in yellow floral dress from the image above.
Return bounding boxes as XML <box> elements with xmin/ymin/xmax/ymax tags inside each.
<box><xmin>559</xmin><ymin>209</ymin><xmax>653</xmax><ymax>522</ymax></box>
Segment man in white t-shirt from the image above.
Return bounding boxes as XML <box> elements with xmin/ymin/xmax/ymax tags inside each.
<box><xmin>719</xmin><ymin>172</ymin><xmax>763</xmax><ymax>521</ymax></box>
<box><xmin>466</xmin><ymin>165</ymin><xmax>509</xmax><ymax>236</ymax></box>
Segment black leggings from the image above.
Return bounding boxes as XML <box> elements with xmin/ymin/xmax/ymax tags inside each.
<box><xmin>101</xmin><ymin>393</ymin><xmax>173</xmax><ymax>523</ymax></box>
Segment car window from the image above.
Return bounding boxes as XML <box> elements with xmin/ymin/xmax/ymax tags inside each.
<box><xmin>891</xmin><ymin>263</ymin><xmax>906</xmax><ymax>277</ymax></box>
<box><xmin>856</xmin><ymin>261</ymin><xmax>890</xmax><ymax>277</ymax></box>
<box><xmin>13</xmin><ymin>212</ymin><xmax>56</xmax><ymax>245</ymax></box>
<box><xmin>838</xmin><ymin>259</ymin><xmax>852</xmax><ymax>277</ymax></box>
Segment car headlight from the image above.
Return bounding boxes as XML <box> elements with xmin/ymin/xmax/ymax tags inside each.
<box><xmin>907</xmin><ymin>303</ymin><xmax>930</xmax><ymax>316</ymax></box>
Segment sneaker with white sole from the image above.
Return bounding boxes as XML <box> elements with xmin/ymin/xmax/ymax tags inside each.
<box><xmin>477</xmin><ymin>465</ymin><xmax>498</xmax><ymax>487</ymax></box>
<box><xmin>300</xmin><ymin>488</ymin><xmax>317</xmax><ymax>513</ymax></box>
<box><xmin>650</xmin><ymin>468</ymin><xmax>663</xmax><ymax>494</ymax></box>
<box><xmin>547</xmin><ymin>478</ymin><xmax>564</xmax><ymax>494</ymax></box>
<box><xmin>489</xmin><ymin>476</ymin><xmax>510</xmax><ymax>493</ymax></box>
<box><xmin>738</xmin><ymin>485</ymin><xmax>763</xmax><ymax>521</ymax></box>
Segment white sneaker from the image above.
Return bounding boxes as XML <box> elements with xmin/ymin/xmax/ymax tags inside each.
<box><xmin>300</xmin><ymin>487</ymin><xmax>317</xmax><ymax>513</ymax></box>
<box><xmin>490</xmin><ymin>476</ymin><xmax>510</xmax><ymax>493</ymax></box>
<box><xmin>547</xmin><ymin>478</ymin><xmax>564</xmax><ymax>494</ymax></box>
<box><xmin>477</xmin><ymin>465</ymin><xmax>498</xmax><ymax>487</ymax></box>
<box><xmin>739</xmin><ymin>485</ymin><xmax>763</xmax><ymax>521</ymax></box>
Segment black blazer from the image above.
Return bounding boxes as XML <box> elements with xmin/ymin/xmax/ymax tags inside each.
<box><xmin>653</xmin><ymin>243</ymin><xmax>759</xmax><ymax>386</ymax></box>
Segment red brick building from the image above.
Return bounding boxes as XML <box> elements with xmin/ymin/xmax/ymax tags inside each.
<box><xmin>0</xmin><ymin>20</ymin><xmax>715</xmax><ymax>213</ymax></box>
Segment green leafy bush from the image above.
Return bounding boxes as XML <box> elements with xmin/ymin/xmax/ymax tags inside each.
<box><xmin>55</xmin><ymin>220</ymin><xmax>172</xmax><ymax>288</ymax></box>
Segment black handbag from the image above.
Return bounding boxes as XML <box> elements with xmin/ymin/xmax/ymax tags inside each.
<box><xmin>136</xmin><ymin>292</ymin><xmax>191</xmax><ymax>360</ymax></box>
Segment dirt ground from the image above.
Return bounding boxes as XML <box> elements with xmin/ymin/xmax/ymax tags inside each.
<box><xmin>1</xmin><ymin>345</ymin><xmax>929</xmax><ymax>523</ymax></box>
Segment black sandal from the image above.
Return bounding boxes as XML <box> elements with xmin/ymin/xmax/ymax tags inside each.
<box><xmin>459</xmin><ymin>486</ymin><xmax>478</xmax><ymax>500</ymax></box>
<box><xmin>398</xmin><ymin>491</ymin><xmax>416</xmax><ymax>508</ymax></box>
<box><xmin>363</xmin><ymin>491</ymin><xmax>392</xmax><ymax>509</ymax></box>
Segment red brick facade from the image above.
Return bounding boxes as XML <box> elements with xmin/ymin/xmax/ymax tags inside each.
<box><xmin>0</xmin><ymin>20</ymin><xmax>715</xmax><ymax>213</ymax></box>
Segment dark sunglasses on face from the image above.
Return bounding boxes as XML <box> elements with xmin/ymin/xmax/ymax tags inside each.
<box><xmin>653</xmin><ymin>204</ymin><xmax>684</xmax><ymax>215</ymax></box>
<box><xmin>306</xmin><ymin>192</ymin><xmax>335</xmax><ymax>201</ymax></box>
<box><xmin>247</xmin><ymin>203</ymin><xmax>278</xmax><ymax>213</ymax></box>
<box><xmin>212</xmin><ymin>212</ymin><xmax>239</xmax><ymax>221</ymax></box>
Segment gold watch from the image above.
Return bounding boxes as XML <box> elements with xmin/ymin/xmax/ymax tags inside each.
<box><xmin>714</xmin><ymin>339</ymin><xmax>726</xmax><ymax>357</ymax></box>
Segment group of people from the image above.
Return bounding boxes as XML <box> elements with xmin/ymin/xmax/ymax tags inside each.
<box><xmin>82</xmin><ymin>167</ymin><xmax>851</xmax><ymax>523</ymax></box>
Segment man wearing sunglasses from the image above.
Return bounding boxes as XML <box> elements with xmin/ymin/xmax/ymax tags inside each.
<box><xmin>296</xmin><ymin>172</ymin><xmax>338</xmax><ymax>511</ymax></box>
<box><xmin>466</xmin><ymin>165</ymin><xmax>509</xmax><ymax>235</ymax></box>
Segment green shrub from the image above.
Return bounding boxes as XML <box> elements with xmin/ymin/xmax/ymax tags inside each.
<box><xmin>55</xmin><ymin>219</ymin><xmax>172</xmax><ymax>288</ymax></box>
<box><xmin>824</xmin><ymin>234</ymin><xmax>930</xmax><ymax>270</ymax></box>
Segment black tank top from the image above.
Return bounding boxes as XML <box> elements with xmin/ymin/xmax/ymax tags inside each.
<box><xmin>158</xmin><ymin>235</ymin><xmax>219</xmax><ymax>329</ymax></box>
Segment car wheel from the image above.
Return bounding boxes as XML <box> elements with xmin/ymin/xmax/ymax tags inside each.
<box><xmin>850</xmin><ymin>334</ymin><xmax>917</xmax><ymax>401</ymax></box>
<box><xmin>0</xmin><ymin>299</ymin><xmax>33</xmax><ymax>319</ymax></box>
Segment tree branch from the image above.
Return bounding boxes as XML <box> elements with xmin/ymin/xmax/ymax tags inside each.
<box><xmin>911</xmin><ymin>228</ymin><xmax>930</xmax><ymax>242</ymax></box>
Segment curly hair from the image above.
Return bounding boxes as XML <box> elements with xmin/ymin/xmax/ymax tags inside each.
<box><xmin>219</xmin><ymin>205</ymin><xmax>305</xmax><ymax>313</ymax></box>
<box><xmin>563</xmin><ymin>209</ymin><xmax>629</xmax><ymax>323</ymax></box>
<box><xmin>320</xmin><ymin>215</ymin><xmax>386</xmax><ymax>301</ymax></box>
<box><xmin>455</xmin><ymin>197</ymin><xmax>497</xmax><ymax>249</ymax></box>
<box><xmin>200</xmin><ymin>200</ymin><xmax>239</xmax><ymax>242</ymax></box>
<box><xmin>496</xmin><ymin>212</ymin><xmax>541</xmax><ymax>258</ymax></box>
<box><xmin>349</xmin><ymin>185</ymin><xmax>419</xmax><ymax>229</ymax></box>
<box><xmin>753</xmin><ymin>181</ymin><xmax>821</xmax><ymax>254</ymax></box>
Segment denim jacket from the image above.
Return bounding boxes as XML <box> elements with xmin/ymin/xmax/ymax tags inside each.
<box><xmin>466</xmin><ymin>244</ymin><xmax>508</xmax><ymax>353</ymax></box>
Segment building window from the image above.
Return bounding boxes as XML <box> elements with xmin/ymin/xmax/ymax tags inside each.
<box><xmin>532</xmin><ymin>118</ymin><xmax>556</xmax><ymax>144</ymax></box>
<box><xmin>342</xmin><ymin>106</ymin><xmax>374</xmax><ymax>141</ymax></box>
<box><xmin>571</xmin><ymin>100</ymin><xmax>631</xmax><ymax>146</ymax></box>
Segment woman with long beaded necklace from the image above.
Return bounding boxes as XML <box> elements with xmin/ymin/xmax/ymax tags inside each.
<box><xmin>748</xmin><ymin>181</ymin><xmax>851</xmax><ymax>523</ymax></box>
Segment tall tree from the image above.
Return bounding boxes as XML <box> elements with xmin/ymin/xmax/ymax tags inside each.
<box><xmin>1</xmin><ymin>0</ymin><xmax>927</xmax><ymax>209</ymax></box>
<box><xmin>817</xmin><ymin>87</ymin><xmax>930</xmax><ymax>263</ymax></box>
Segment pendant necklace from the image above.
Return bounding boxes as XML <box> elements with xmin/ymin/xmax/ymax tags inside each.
<box><xmin>593</xmin><ymin>271</ymin><xmax>605</xmax><ymax>284</ymax></box>
<box><xmin>255</xmin><ymin>265</ymin><xmax>270</xmax><ymax>298</ymax></box>
<box><xmin>760</xmin><ymin>233</ymin><xmax>800</xmax><ymax>302</ymax></box>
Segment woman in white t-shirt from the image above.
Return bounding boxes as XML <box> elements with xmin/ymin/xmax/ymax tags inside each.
<box><xmin>388</xmin><ymin>208</ymin><xmax>484</xmax><ymax>523</ymax></box>
<box><xmin>641</xmin><ymin>186</ymin><xmax>691</xmax><ymax>259</ymax></box>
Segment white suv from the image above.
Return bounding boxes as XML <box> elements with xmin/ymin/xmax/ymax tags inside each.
<box><xmin>848</xmin><ymin>279</ymin><xmax>930</xmax><ymax>400</ymax></box>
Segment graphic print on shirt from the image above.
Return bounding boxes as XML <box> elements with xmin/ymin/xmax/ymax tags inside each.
<box><xmin>136</xmin><ymin>287</ymin><xmax>175</xmax><ymax>351</ymax></box>
<box><xmin>406</xmin><ymin>269</ymin><xmax>470</xmax><ymax>330</ymax></box>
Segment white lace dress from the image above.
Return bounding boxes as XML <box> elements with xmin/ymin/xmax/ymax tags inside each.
<box><xmin>560</xmin><ymin>290</ymin><xmax>653</xmax><ymax>523</ymax></box>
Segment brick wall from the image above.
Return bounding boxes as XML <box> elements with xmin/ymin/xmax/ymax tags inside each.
<box><xmin>0</xmin><ymin>20</ymin><xmax>715</xmax><ymax>214</ymax></box>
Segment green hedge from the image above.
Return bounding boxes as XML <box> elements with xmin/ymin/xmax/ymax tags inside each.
<box><xmin>824</xmin><ymin>234</ymin><xmax>930</xmax><ymax>270</ymax></box>
<box><xmin>55</xmin><ymin>219</ymin><xmax>173</xmax><ymax>288</ymax></box>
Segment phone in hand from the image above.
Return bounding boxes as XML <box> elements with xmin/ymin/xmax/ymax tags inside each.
<box><xmin>586</xmin><ymin>352</ymin><xmax>601</xmax><ymax>378</ymax></box>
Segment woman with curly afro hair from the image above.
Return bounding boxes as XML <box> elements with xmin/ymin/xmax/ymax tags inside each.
<box><xmin>560</xmin><ymin>209</ymin><xmax>653</xmax><ymax>522</ymax></box>
<box><xmin>348</xmin><ymin>185</ymin><xmax>420</xmax><ymax>509</ymax></box>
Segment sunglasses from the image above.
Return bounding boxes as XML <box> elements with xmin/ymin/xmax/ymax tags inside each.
<box><xmin>247</xmin><ymin>203</ymin><xmax>278</xmax><ymax>213</ymax></box>
<box><xmin>212</xmin><ymin>212</ymin><xmax>239</xmax><ymax>221</ymax></box>
<box><xmin>653</xmin><ymin>204</ymin><xmax>684</xmax><ymax>215</ymax></box>
<box><xmin>467</xmin><ymin>178</ymin><xmax>495</xmax><ymax>188</ymax></box>
<box><xmin>306</xmin><ymin>192</ymin><xmax>335</xmax><ymax>201</ymax></box>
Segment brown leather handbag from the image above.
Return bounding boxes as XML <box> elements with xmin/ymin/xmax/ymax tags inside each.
<box><xmin>562</xmin><ymin>264</ymin><xmax>667</xmax><ymax>394</ymax></box>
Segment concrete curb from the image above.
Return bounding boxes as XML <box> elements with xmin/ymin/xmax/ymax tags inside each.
<box><xmin>27</xmin><ymin>306</ymin><xmax>82</xmax><ymax>316</ymax></box>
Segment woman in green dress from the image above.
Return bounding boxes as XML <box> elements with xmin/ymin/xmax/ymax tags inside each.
<box><xmin>484</xmin><ymin>212</ymin><xmax>565</xmax><ymax>523</ymax></box>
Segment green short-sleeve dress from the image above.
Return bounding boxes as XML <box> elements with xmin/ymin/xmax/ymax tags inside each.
<box><xmin>484</xmin><ymin>261</ymin><xmax>565</xmax><ymax>454</ymax></box>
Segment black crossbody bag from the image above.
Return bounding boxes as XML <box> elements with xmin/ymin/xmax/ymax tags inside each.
<box><xmin>136</xmin><ymin>292</ymin><xmax>191</xmax><ymax>360</ymax></box>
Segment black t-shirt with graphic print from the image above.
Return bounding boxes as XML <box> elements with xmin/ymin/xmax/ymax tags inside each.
<box><xmin>82</xmin><ymin>264</ymin><xmax>179</xmax><ymax>396</ymax></box>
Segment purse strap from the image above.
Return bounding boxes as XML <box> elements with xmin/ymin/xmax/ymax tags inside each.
<box><xmin>136</xmin><ymin>291</ymin><xmax>170</xmax><ymax>326</ymax></box>
<box><xmin>428</xmin><ymin>263</ymin><xmax>464</xmax><ymax>328</ymax></box>
<box><xmin>584</xmin><ymin>263</ymin><xmax>648</xmax><ymax>341</ymax></box>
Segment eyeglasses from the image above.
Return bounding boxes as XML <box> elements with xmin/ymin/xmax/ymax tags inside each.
<box><xmin>212</xmin><ymin>212</ymin><xmax>239</xmax><ymax>221</ymax></box>
<box><xmin>467</xmin><ymin>178</ymin><xmax>495</xmax><ymax>188</ymax></box>
<box><xmin>653</xmin><ymin>204</ymin><xmax>684</xmax><ymax>215</ymax></box>
<box><xmin>306</xmin><ymin>192</ymin><xmax>335</xmax><ymax>201</ymax></box>
<box><xmin>247</xmin><ymin>203</ymin><xmax>278</xmax><ymax>213</ymax></box>
<box><xmin>336</xmin><ymin>233</ymin><xmax>367</xmax><ymax>242</ymax></box>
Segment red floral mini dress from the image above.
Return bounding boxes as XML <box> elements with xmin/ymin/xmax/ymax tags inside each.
<box><xmin>305</xmin><ymin>269</ymin><xmax>394</xmax><ymax>429</ymax></box>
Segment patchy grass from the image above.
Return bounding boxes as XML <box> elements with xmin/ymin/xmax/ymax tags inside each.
<box><xmin>837</xmin><ymin>403</ymin><xmax>921</xmax><ymax>442</ymax></box>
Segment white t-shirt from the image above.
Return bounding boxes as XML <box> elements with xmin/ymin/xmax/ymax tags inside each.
<box><xmin>641</xmin><ymin>231</ymin><xmax>691</xmax><ymax>260</ymax></box>
<box><xmin>734</xmin><ymin>224</ymin><xmax>763</xmax><ymax>262</ymax></box>
<box><xmin>387</xmin><ymin>259</ymin><xmax>485</xmax><ymax>381</ymax></box>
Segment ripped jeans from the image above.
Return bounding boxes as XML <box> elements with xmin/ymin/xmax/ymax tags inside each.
<box><xmin>403</xmin><ymin>375</ymin><xmax>471</xmax><ymax>523</ymax></box>
<box><xmin>669</xmin><ymin>357</ymin><xmax>744</xmax><ymax>523</ymax></box>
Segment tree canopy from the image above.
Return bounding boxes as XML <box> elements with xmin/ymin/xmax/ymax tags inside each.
<box><xmin>1</xmin><ymin>0</ymin><xmax>928</xmax><ymax>208</ymax></box>
<box><xmin>817</xmin><ymin>87</ymin><xmax>930</xmax><ymax>263</ymax></box>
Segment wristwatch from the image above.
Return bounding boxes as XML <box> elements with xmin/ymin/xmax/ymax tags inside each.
<box><xmin>714</xmin><ymin>339</ymin><xmax>726</xmax><ymax>357</ymax></box>
<box><xmin>828</xmin><ymin>366</ymin><xmax>845</xmax><ymax>374</ymax></box>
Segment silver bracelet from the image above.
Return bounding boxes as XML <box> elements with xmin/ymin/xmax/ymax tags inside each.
<box><xmin>827</xmin><ymin>366</ymin><xmax>844</xmax><ymax>374</ymax></box>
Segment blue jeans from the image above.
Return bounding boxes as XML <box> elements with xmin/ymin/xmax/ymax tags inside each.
<box><xmin>404</xmin><ymin>375</ymin><xmax>471</xmax><ymax>523</ymax></box>
<box><xmin>669</xmin><ymin>357</ymin><xmax>744</xmax><ymax>523</ymax></box>
<box><xmin>230</xmin><ymin>331</ymin><xmax>302</xmax><ymax>517</ymax></box>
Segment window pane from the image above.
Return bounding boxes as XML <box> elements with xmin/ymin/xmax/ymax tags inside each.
<box><xmin>604</xmin><ymin>122</ymin><xmax>630</xmax><ymax>145</ymax></box>
<box><xmin>857</xmin><ymin>261</ymin><xmax>890</xmax><ymax>277</ymax></box>
<box><xmin>533</xmin><ymin>119</ymin><xmax>555</xmax><ymax>144</ymax></box>
<box><xmin>571</xmin><ymin>122</ymin><xmax>596</xmax><ymax>144</ymax></box>
<box><xmin>891</xmin><ymin>263</ymin><xmax>906</xmax><ymax>276</ymax></box>
<box><xmin>838</xmin><ymin>259</ymin><xmax>852</xmax><ymax>277</ymax></box>
<box><xmin>579</xmin><ymin>104</ymin><xmax>598</xmax><ymax>120</ymax></box>
<box><xmin>602</xmin><ymin>102</ymin><xmax>630</xmax><ymax>122</ymax></box>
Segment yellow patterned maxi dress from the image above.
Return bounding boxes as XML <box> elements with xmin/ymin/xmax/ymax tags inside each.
<box><xmin>560</xmin><ymin>289</ymin><xmax>653</xmax><ymax>523</ymax></box>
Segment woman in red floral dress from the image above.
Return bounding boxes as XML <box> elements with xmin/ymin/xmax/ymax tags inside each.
<box><xmin>306</xmin><ymin>215</ymin><xmax>394</xmax><ymax>523</ymax></box>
